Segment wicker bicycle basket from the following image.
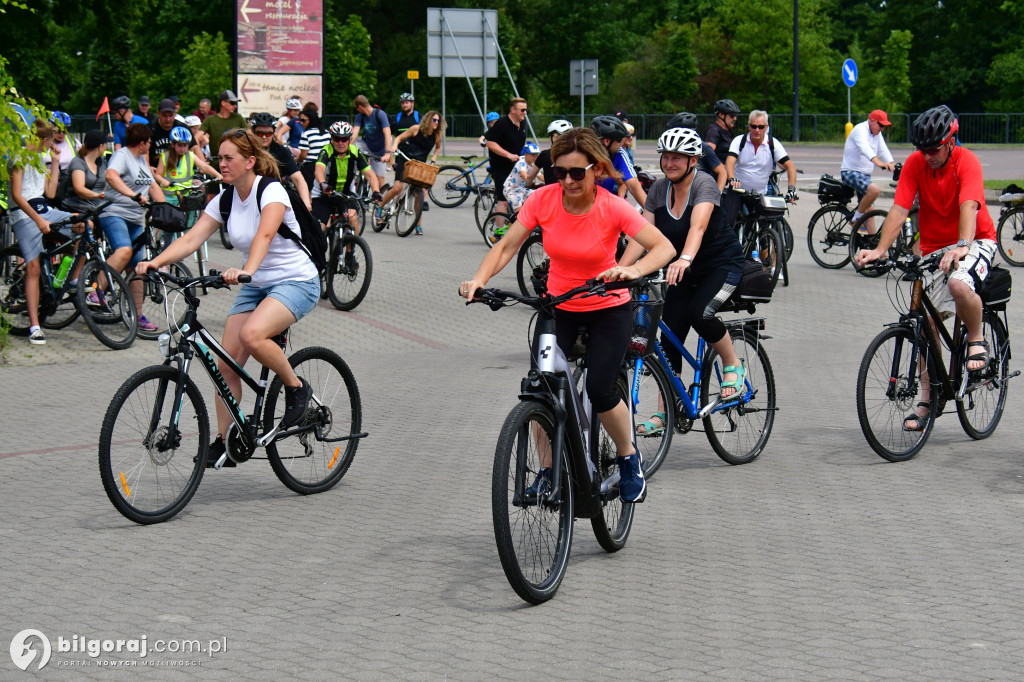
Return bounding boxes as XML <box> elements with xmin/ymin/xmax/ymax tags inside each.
<box><xmin>624</xmin><ymin>293</ymin><xmax>665</xmax><ymax>360</ymax></box>
<box><xmin>401</xmin><ymin>160</ymin><xmax>440</xmax><ymax>188</ymax></box>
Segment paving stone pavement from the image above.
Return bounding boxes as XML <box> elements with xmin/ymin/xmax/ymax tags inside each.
<box><xmin>2</xmin><ymin>187</ymin><xmax>1024</xmax><ymax>681</ymax></box>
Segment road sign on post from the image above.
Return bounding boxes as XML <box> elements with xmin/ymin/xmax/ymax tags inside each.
<box><xmin>570</xmin><ymin>60</ymin><xmax>598</xmax><ymax>127</ymax></box>
<box><xmin>842</xmin><ymin>58</ymin><xmax>857</xmax><ymax>139</ymax></box>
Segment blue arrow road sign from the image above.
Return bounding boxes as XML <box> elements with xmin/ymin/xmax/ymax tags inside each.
<box><xmin>842</xmin><ymin>59</ymin><xmax>858</xmax><ymax>87</ymax></box>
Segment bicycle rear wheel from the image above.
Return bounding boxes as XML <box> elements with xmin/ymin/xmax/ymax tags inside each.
<box><xmin>130</xmin><ymin>261</ymin><xmax>192</xmax><ymax>340</ymax></box>
<box><xmin>849</xmin><ymin>209</ymin><xmax>892</xmax><ymax>277</ymax></box>
<box><xmin>326</xmin><ymin>234</ymin><xmax>373</xmax><ymax>311</ymax></box>
<box><xmin>265</xmin><ymin>346</ymin><xmax>362</xmax><ymax>494</ymax></box>
<box><xmin>481</xmin><ymin>210</ymin><xmax>511</xmax><ymax>248</ymax></box>
<box><xmin>0</xmin><ymin>246</ymin><xmax>32</xmax><ymax>335</ymax></box>
<box><xmin>996</xmin><ymin>205</ymin><xmax>1024</xmax><ymax>267</ymax></box>
<box><xmin>751</xmin><ymin>224</ymin><xmax>783</xmax><ymax>290</ymax></box>
<box><xmin>475</xmin><ymin>187</ymin><xmax>496</xmax><ymax>232</ymax></box>
<box><xmin>778</xmin><ymin>216</ymin><xmax>794</xmax><ymax>261</ymax></box>
<box><xmin>856</xmin><ymin>326</ymin><xmax>938</xmax><ymax>461</ymax></box>
<box><xmin>515</xmin><ymin>231</ymin><xmax>548</xmax><ymax>296</ymax></box>
<box><xmin>493</xmin><ymin>400</ymin><xmax>574</xmax><ymax>604</ymax></box>
<box><xmin>954</xmin><ymin>312</ymin><xmax>1010</xmax><ymax>439</ymax></box>
<box><xmin>806</xmin><ymin>204</ymin><xmax>853</xmax><ymax>268</ymax></box>
<box><xmin>428</xmin><ymin>165</ymin><xmax>471</xmax><ymax>208</ymax></box>
<box><xmin>700</xmin><ymin>328</ymin><xmax>776</xmax><ymax>465</ymax></box>
<box><xmin>626</xmin><ymin>355</ymin><xmax>675</xmax><ymax>478</ymax></box>
<box><xmin>394</xmin><ymin>187</ymin><xmax>423</xmax><ymax>237</ymax></box>
<box><xmin>75</xmin><ymin>260</ymin><xmax>138</xmax><ymax>350</ymax></box>
<box><xmin>98</xmin><ymin>365</ymin><xmax>209</xmax><ymax>524</ymax></box>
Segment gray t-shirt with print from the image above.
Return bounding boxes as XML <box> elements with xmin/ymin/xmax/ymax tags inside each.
<box><xmin>104</xmin><ymin>148</ymin><xmax>153</xmax><ymax>222</ymax></box>
<box><xmin>63</xmin><ymin>155</ymin><xmax>106</xmax><ymax>213</ymax></box>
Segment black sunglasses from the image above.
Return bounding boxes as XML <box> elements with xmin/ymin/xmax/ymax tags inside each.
<box><xmin>331</xmin><ymin>135</ymin><xmax>351</xmax><ymax>142</ymax></box>
<box><xmin>749</xmin><ymin>124</ymin><xmax>767</xmax><ymax>130</ymax></box>
<box><xmin>550</xmin><ymin>163</ymin><xmax>594</xmax><ymax>181</ymax></box>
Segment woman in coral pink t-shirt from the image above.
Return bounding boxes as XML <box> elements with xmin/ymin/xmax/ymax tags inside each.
<box><xmin>460</xmin><ymin>127</ymin><xmax>674</xmax><ymax>501</ymax></box>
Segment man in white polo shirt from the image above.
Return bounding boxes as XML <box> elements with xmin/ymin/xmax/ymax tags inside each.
<box><xmin>841</xmin><ymin>109</ymin><xmax>896</xmax><ymax>232</ymax></box>
<box><xmin>723</xmin><ymin>109</ymin><xmax>797</xmax><ymax>226</ymax></box>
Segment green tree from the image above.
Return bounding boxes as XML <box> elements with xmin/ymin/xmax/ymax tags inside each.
<box><xmin>876</xmin><ymin>30</ymin><xmax>913</xmax><ymax>115</ymax></box>
<box><xmin>324</xmin><ymin>14</ymin><xmax>376</xmax><ymax>114</ymax></box>
<box><xmin>986</xmin><ymin>0</ymin><xmax>1024</xmax><ymax>110</ymax></box>
<box><xmin>601</xmin><ymin>22</ymin><xmax>698</xmax><ymax>113</ymax></box>
<box><xmin>177</xmin><ymin>32</ymin><xmax>232</xmax><ymax>111</ymax></box>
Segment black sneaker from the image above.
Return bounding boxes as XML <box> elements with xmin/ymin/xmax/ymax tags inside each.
<box><xmin>520</xmin><ymin>467</ymin><xmax>552</xmax><ymax>505</ymax></box>
<box><xmin>195</xmin><ymin>435</ymin><xmax>235</xmax><ymax>468</ymax></box>
<box><xmin>281</xmin><ymin>378</ymin><xmax>311</xmax><ymax>428</ymax></box>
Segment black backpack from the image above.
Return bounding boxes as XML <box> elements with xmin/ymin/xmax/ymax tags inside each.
<box><xmin>218</xmin><ymin>176</ymin><xmax>328</xmax><ymax>276</ymax></box>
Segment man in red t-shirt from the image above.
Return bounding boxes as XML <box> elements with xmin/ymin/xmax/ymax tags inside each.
<box><xmin>855</xmin><ymin>105</ymin><xmax>997</xmax><ymax>430</ymax></box>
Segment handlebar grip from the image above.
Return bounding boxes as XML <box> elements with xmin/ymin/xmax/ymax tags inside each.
<box><xmin>238</xmin><ymin>274</ymin><xmax>252</xmax><ymax>283</ymax></box>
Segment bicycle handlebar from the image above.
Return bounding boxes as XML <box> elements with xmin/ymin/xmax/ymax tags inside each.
<box><xmin>142</xmin><ymin>268</ymin><xmax>251</xmax><ymax>290</ymax></box>
<box><xmin>48</xmin><ymin>200</ymin><xmax>115</xmax><ymax>229</ymax></box>
<box><xmin>468</xmin><ymin>277</ymin><xmax>649</xmax><ymax>312</ymax></box>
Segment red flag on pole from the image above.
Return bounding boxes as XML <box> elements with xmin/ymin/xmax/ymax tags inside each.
<box><xmin>96</xmin><ymin>97</ymin><xmax>110</xmax><ymax>121</ymax></box>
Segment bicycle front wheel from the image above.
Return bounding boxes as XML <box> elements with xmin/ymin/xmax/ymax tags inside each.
<box><xmin>429</xmin><ymin>165</ymin><xmax>470</xmax><ymax>208</ymax></box>
<box><xmin>996</xmin><ymin>205</ymin><xmax>1024</xmax><ymax>267</ymax></box>
<box><xmin>265</xmin><ymin>346</ymin><xmax>362</xmax><ymax>495</ymax></box>
<box><xmin>98</xmin><ymin>365</ymin><xmax>209</xmax><ymax>524</ymax></box>
<box><xmin>856</xmin><ymin>326</ymin><xmax>938</xmax><ymax>461</ymax></box>
<box><xmin>492</xmin><ymin>400</ymin><xmax>574</xmax><ymax>604</ymax></box>
<box><xmin>131</xmin><ymin>261</ymin><xmax>192</xmax><ymax>340</ymax></box>
<box><xmin>626</xmin><ymin>355</ymin><xmax>675</xmax><ymax>478</ymax></box>
<box><xmin>0</xmin><ymin>246</ymin><xmax>33</xmax><ymax>335</ymax></box>
<box><xmin>849</xmin><ymin>209</ymin><xmax>892</xmax><ymax>277</ymax></box>
<box><xmin>700</xmin><ymin>329</ymin><xmax>776</xmax><ymax>465</ymax></box>
<box><xmin>394</xmin><ymin>187</ymin><xmax>423</xmax><ymax>237</ymax></box>
<box><xmin>955</xmin><ymin>312</ymin><xmax>1010</xmax><ymax>439</ymax></box>
<box><xmin>76</xmin><ymin>260</ymin><xmax>138</xmax><ymax>350</ymax></box>
<box><xmin>806</xmin><ymin>205</ymin><xmax>852</xmax><ymax>268</ymax></box>
<box><xmin>326</xmin><ymin>234</ymin><xmax>373</xmax><ymax>311</ymax></box>
<box><xmin>515</xmin><ymin>231</ymin><xmax>548</xmax><ymax>296</ymax></box>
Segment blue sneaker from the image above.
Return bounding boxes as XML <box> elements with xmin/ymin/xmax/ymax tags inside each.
<box><xmin>617</xmin><ymin>453</ymin><xmax>646</xmax><ymax>503</ymax></box>
<box><xmin>522</xmin><ymin>467</ymin><xmax>552</xmax><ymax>504</ymax></box>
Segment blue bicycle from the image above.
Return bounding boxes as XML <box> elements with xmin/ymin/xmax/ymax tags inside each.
<box><xmin>428</xmin><ymin>155</ymin><xmax>496</xmax><ymax>230</ymax></box>
<box><xmin>625</xmin><ymin>280</ymin><xmax>777</xmax><ymax>474</ymax></box>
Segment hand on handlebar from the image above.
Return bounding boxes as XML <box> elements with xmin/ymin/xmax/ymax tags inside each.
<box><xmin>597</xmin><ymin>264</ymin><xmax>642</xmax><ymax>282</ymax></box>
<box><xmin>459</xmin><ymin>279</ymin><xmax>484</xmax><ymax>301</ymax></box>
<box><xmin>854</xmin><ymin>247</ymin><xmax>884</xmax><ymax>269</ymax></box>
<box><xmin>135</xmin><ymin>260</ymin><xmax>157</xmax><ymax>276</ymax></box>
<box><xmin>221</xmin><ymin>268</ymin><xmax>251</xmax><ymax>286</ymax></box>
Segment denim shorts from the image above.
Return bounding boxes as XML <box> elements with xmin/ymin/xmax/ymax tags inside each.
<box><xmin>12</xmin><ymin>208</ymin><xmax>77</xmax><ymax>261</ymax></box>
<box><xmin>98</xmin><ymin>215</ymin><xmax>145</xmax><ymax>266</ymax></box>
<box><xmin>227</xmin><ymin>276</ymin><xmax>320</xmax><ymax>321</ymax></box>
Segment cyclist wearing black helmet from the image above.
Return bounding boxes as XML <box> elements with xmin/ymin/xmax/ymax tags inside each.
<box><xmin>706</xmin><ymin>99</ymin><xmax>740</xmax><ymax>165</ymax></box>
<box><xmin>665</xmin><ymin>112</ymin><xmax>728</xmax><ymax>191</ymax></box>
<box><xmin>855</xmin><ymin>104</ymin><xmax>998</xmax><ymax>432</ymax></box>
<box><xmin>589</xmin><ymin>114</ymin><xmax>646</xmax><ymax>207</ymax></box>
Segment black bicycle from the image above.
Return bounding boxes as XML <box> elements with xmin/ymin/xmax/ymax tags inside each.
<box><xmin>473</xmin><ymin>278</ymin><xmax>645</xmax><ymax>604</ymax></box>
<box><xmin>855</xmin><ymin>252</ymin><xmax>1015</xmax><ymax>462</ymax></box>
<box><xmin>98</xmin><ymin>270</ymin><xmax>365</xmax><ymax>524</ymax></box>
<box><xmin>732</xmin><ymin>187</ymin><xmax>788</xmax><ymax>289</ymax></box>
<box><xmin>321</xmin><ymin>191</ymin><xmax>373</xmax><ymax>311</ymax></box>
<box><xmin>995</xmin><ymin>189</ymin><xmax>1024</xmax><ymax>267</ymax></box>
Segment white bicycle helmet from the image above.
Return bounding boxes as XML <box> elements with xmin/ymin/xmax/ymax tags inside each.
<box><xmin>286</xmin><ymin>98</ymin><xmax>302</xmax><ymax>110</ymax></box>
<box><xmin>546</xmin><ymin>119</ymin><xmax>573</xmax><ymax>136</ymax></box>
<box><xmin>657</xmin><ymin>127</ymin><xmax>703</xmax><ymax>156</ymax></box>
<box><xmin>329</xmin><ymin>121</ymin><xmax>353</xmax><ymax>137</ymax></box>
<box><xmin>183</xmin><ymin>115</ymin><xmax>201</xmax><ymax>127</ymax></box>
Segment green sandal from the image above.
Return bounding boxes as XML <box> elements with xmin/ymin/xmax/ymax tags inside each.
<box><xmin>636</xmin><ymin>412</ymin><xmax>666</xmax><ymax>437</ymax></box>
<box><xmin>720</xmin><ymin>362</ymin><xmax>746</xmax><ymax>401</ymax></box>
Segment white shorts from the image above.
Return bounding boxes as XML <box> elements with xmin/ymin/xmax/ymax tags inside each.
<box><xmin>923</xmin><ymin>239</ymin><xmax>997</xmax><ymax>315</ymax></box>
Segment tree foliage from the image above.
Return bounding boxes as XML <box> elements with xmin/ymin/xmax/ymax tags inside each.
<box><xmin>324</xmin><ymin>14</ymin><xmax>376</xmax><ymax>115</ymax></box>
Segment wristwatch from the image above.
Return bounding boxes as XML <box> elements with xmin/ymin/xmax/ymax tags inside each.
<box><xmin>956</xmin><ymin>239</ymin><xmax>970</xmax><ymax>249</ymax></box>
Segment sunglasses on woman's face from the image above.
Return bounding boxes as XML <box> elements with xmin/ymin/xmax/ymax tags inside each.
<box><xmin>550</xmin><ymin>163</ymin><xmax>594</xmax><ymax>181</ymax></box>
<box><xmin>253</xmin><ymin>130</ymin><xmax>274</xmax><ymax>138</ymax></box>
<box><xmin>432</xmin><ymin>118</ymin><xmax>440</xmax><ymax>123</ymax></box>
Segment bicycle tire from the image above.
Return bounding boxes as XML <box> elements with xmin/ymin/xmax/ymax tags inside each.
<box><xmin>626</xmin><ymin>354</ymin><xmax>675</xmax><ymax>478</ymax></box>
<box><xmin>370</xmin><ymin>198</ymin><xmax>387</xmax><ymax>232</ymax></box>
<box><xmin>40</xmin><ymin>288</ymin><xmax>80</xmax><ymax>330</ymax></box>
<box><xmin>429</xmin><ymin>165</ymin><xmax>471</xmax><ymax>208</ymax></box>
<box><xmin>394</xmin><ymin>186</ymin><xmax>423</xmax><ymax>237</ymax></box>
<box><xmin>75</xmin><ymin>260</ymin><xmax>138</xmax><ymax>350</ymax></box>
<box><xmin>753</xmin><ymin>224</ymin><xmax>784</xmax><ymax>290</ymax></box>
<box><xmin>326</xmin><ymin>234</ymin><xmax>373</xmax><ymax>311</ymax></box>
<box><xmin>492</xmin><ymin>400</ymin><xmax>574</xmax><ymax>604</ymax></box>
<box><xmin>849</xmin><ymin>209</ymin><xmax>893</xmax><ymax>277</ymax></box>
<box><xmin>779</xmin><ymin>216</ymin><xmax>794</xmax><ymax>261</ymax></box>
<box><xmin>700</xmin><ymin>328</ymin><xmax>776</xmax><ymax>465</ymax></box>
<box><xmin>806</xmin><ymin>204</ymin><xmax>853</xmax><ymax>269</ymax></box>
<box><xmin>954</xmin><ymin>312</ymin><xmax>1010</xmax><ymax>439</ymax></box>
<box><xmin>0</xmin><ymin>246</ymin><xmax>34</xmax><ymax>335</ymax></box>
<box><xmin>591</xmin><ymin>375</ymin><xmax>636</xmax><ymax>551</ymax></box>
<box><xmin>516</xmin><ymin>232</ymin><xmax>548</xmax><ymax>296</ymax></box>
<box><xmin>856</xmin><ymin>326</ymin><xmax>938</xmax><ymax>462</ymax></box>
<box><xmin>98</xmin><ymin>364</ymin><xmax>209</xmax><ymax>524</ymax></box>
<box><xmin>219</xmin><ymin>223</ymin><xmax>233</xmax><ymax>249</ymax></box>
<box><xmin>481</xmin><ymin>210</ymin><xmax>511</xmax><ymax>249</ymax></box>
<box><xmin>265</xmin><ymin>346</ymin><xmax>362</xmax><ymax>494</ymax></box>
<box><xmin>130</xmin><ymin>261</ymin><xmax>192</xmax><ymax>340</ymax></box>
<box><xmin>996</xmin><ymin>205</ymin><xmax>1024</xmax><ymax>267</ymax></box>
<box><xmin>475</xmin><ymin>187</ymin><xmax>496</xmax><ymax>232</ymax></box>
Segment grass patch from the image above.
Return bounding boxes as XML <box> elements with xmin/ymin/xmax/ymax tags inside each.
<box><xmin>0</xmin><ymin>313</ymin><xmax>9</xmax><ymax>361</ymax></box>
<box><xmin>985</xmin><ymin>179</ymin><xmax>1024</xmax><ymax>191</ymax></box>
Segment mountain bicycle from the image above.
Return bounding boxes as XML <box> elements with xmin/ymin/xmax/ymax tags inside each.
<box><xmin>625</xmin><ymin>277</ymin><xmax>776</xmax><ymax>476</ymax></box>
<box><xmin>732</xmin><ymin>187</ymin><xmax>788</xmax><ymax>289</ymax></box>
<box><xmin>473</xmin><ymin>278</ymin><xmax>645</xmax><ymax>604</ymax></box>
<box><xmin>429</xmin><ymin>155</ymin><xmax>496</xmax><ymax>230</ymax></box>
<box><xmin>807</xmin><ymin>174</ymin><xmax>856</xmax><ymax>269</ymax></box>
<box><xmin>98</xmin><ymin>270</ymin><xmax>365</xmax><ymax>524</ymax></box>
<box><xmin>855</xmin><ymin>251</ymin><xmax>1015</xmax><ymax>462</ymax></box>
<box><xmin>0</xmin><ymin>200</ymin><xmax>139</xmax><ymax>349</ymax></box>
<box><xmin>321</xmin><ymin>190</ymin><xmax>373</xmax><ymax>311</ymax></box>
<box><xmin>373</xmin><ymin>151</ymin><xmax>423</xmax><ymax>237</ymax></box>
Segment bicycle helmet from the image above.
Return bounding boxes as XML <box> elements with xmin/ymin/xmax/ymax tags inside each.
<box><xmin>329</xmin><ymin>121</ymin><xmax>353</xmax><ymax>137</ymax></box>
<box><xmin>521</xmin><ymin>142</ymin><xmax>540</xmax><ymax>155</ymax></box>
<box><xmin>657</xmin><ymin>127</ymin><xmax>703</xmax><ymax>156</ymax></box>
<box><xmin>399</xmin><ymin>92</ymin><xmax>415</xmax><ymax>102</ymax></box>
<box><xmin>249</xmin><ymin>112</ymin><xmax>277</xmax><ymax>129</ymax></box>
<box><xmin>714</xmin><ymin>98</ymin><xmax>741</xmax><ymax>115</ymax></box>
<box><xmin>183</xmin><ymin>115</ymin><xmax>201</xmax><ymax>127</ymax></box>
<box><xmin>589</xmin><ymin>115</ymin><xmax>628</xmax><ymax>142</ymax></box>
<box><xmin>665</xmin><ymin>112</ymin><xmax>698</xmax><ymax>131</ymax></box>
<box><xmin>486</xmin><ymin>111</ymin><xmax>500</xmax><ymax>123</ymax></box>
<box><xmin>112</xmin><ymin>95</ymin><xmax>131</xmax><ymax>111</ymax></box>
<box><xmin>546</xmin><ymin>119</ymin><xmax>573</xmax><ymax>136</ymax></box>
<box><xmin>285</xmin><ymin>97</ymin><xmax>302</xmax><ymax>110</ymax></box>
<box><xmin>169</xmin><ymin>126</ymin><xmax>191</xmax><ymax>143</ymax></box>
<box><xmin>50</xmin><ymin>111</ymin><xmax>71</xmax><ymax>127</ymax></box>
<box><xmin>909</xmin><ymin>105</ymin><xmax>959</xmax><ymax>149</ymax></box>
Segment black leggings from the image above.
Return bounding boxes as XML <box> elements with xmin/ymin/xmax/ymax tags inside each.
<box><xmin>661</xmin><ymin>270</ymin><xmax>741</xmax><ymax>374</ymax></box>
<box><xmin>551</xmin><ymin>302</ymin><xmax>633</xmax><ymax>413</ymax></box>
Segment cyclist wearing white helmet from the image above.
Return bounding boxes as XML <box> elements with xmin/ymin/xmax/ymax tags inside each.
<box><xmin>275</xmin><ymin>97</ymin><xmax>305</xmax><ymax>158</ymax></box>
<box><xmin>527</xmin><ymin>119</ymin><xmax>572</xmax><ymax>187</ymax></box>
<box><xmin>312</xmin><ymin>120</ymin><xmax>382</xmax><ymax>232</ymax></box>
<box><xmin>621</xmin><ymin>127</ymin><xmax>746</xmax><ymax>435</ymax></box>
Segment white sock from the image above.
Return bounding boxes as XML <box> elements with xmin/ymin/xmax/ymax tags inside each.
<box><xmin>29</xmin><ymin>325</ymin><xmax>40</xmax><ymax>334</ymax></box>
<box><xmin>852</xmin><ymin>210</ymin><xmax>863</xmax><ymax>223</ymax></box>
